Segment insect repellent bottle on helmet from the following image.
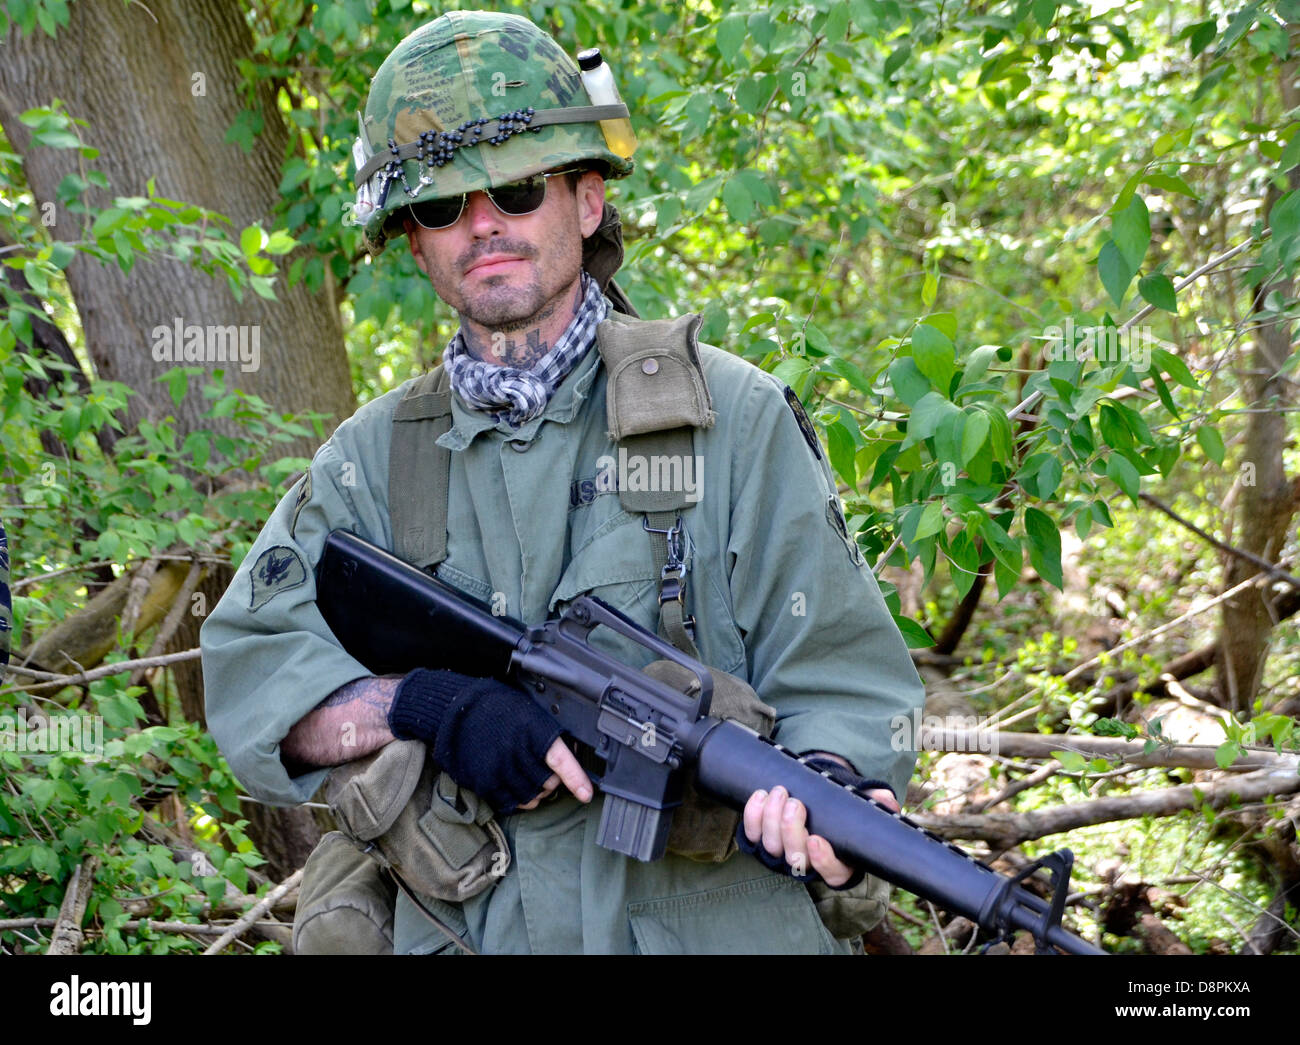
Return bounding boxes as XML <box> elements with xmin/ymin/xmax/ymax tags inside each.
<box><xmin>576</xmin><ymin>49</ymin><xmax>638</xmax><ymax>160</ymax></box>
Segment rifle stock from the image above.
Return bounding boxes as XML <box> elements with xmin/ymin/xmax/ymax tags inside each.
<box><xmin>315</xmin><ymin>529</ymin><xmax>1105</xmax><ymax>955</ymax></box>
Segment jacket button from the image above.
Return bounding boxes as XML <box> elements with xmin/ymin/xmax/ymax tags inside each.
<box><xmin>507</xmin><ymin>438</ymin><xmax>533</xmax><ymax>452</ymax></box>
<box><xmin>641</xmin><ymin>358</ymin><xmax>659</xmax><ymax>375</ymax></box>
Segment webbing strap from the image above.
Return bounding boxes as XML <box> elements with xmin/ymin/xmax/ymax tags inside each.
<box><xmin>389</xmin><ymin>366</ymin><xmax>453</xmax><ymax>569</ymax></box>
<box><xmin>613</xmin><ymin>428</ymin><xmax>701</xmax><ymax>659</ymax></box>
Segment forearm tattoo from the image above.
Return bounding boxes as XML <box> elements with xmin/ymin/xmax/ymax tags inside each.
<box><xmin>281</xmin><ymin>675</ymin><xmax>401</xmax><ymax>770</ymax></box>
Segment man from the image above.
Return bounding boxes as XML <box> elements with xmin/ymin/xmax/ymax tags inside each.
<box><xmin>201</xmin><ymin>10</ymin><xmax>925</xmax><ymax>954</ymax></box>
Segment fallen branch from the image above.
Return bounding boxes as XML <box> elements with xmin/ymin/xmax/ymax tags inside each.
<box><xmin>202</xmin><ymin>868</ymin><xmax>304</xmax><ymax>955</ymax></box>
<box><xmin>0</xmin><ymin>917</ymin><xmax>288</xmax><ymax>937</ymax></box>
<box><xmin>2</xmin><ymin>648</ymin><xmax>201</xmax><ymax>691</ymax></box>
<box><xmin>918</xmin><ymin>729</ymin><xmax>1297</xmax><ymax>772</ymax></box>
<box><xmin>45</xmin><ymin>855</ymin><xmax>98</xmax><ymax>955</ymax></box>
<box><xmin>910</xmin><ymin>764</ymin><xmax>1300</xmax><ymax>848</ymax></box>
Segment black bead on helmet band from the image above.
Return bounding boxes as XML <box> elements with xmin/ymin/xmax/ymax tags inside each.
<box><xmin>354</xmin><ymin>102</ymin><xmax>630</xmax><ymax>189</ymax></box>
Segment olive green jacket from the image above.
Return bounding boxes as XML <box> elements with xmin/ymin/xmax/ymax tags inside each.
<box><xmin>200</xmin><ymin>322</ymin><xmax>925</xmax><ymax>954</ymax></box>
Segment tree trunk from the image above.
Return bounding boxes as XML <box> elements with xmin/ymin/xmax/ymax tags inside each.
<box><xmin>0</xmin><ymin>0</ymin><xmax>354</xmax><ymax>448</ymax></box>
<box><xmin>0</xmin><ymin>0</ymin><xmax>355</xmax><ymax>873</ymax></box>
<box><xmin>1216</xmin><ymin>156</ymin><xmax>1300</xmax><ymax>710</ymax></box>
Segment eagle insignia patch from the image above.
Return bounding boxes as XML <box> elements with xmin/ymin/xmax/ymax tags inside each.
<box><xmin>249</xmin><ymin>545</ymin><xmax>308</xmax><ymax>611</ymax></box>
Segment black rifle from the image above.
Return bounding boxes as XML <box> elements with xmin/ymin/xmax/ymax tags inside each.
<box><xmin>315</xmin><ymin>529</ymin><xmax>1105</xmax><ymax>955</ymax></box>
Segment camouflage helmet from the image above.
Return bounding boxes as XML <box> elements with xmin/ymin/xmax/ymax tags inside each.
<box><xmin>350</xmin><ymin>11</ymin><xmax>634</xmax><ymax>256</ymax></box>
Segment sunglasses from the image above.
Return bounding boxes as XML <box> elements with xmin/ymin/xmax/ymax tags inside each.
<box><xmin>407</xmin><ymin>168</ymin><xmax>584</xmax><ymax>230</ymax></box>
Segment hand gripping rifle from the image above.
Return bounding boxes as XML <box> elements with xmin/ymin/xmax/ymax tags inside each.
<box><xmin>315</xmin><ymin>530</ymin><xmax>1105</xmax><ymax>955</ymax></box>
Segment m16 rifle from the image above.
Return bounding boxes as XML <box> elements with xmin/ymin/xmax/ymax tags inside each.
<box><xmin>315</xmin><ymin>529</ymin><xmax>1105</xmax><ymax>955</ymax></box>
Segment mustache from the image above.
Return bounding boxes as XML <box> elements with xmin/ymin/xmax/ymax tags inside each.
<box><xmin>459</xmin><ymin>240</ymin><xmax>538</xmax><ymax>271</ymax></box>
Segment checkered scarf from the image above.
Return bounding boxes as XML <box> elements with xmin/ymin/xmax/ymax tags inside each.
<box><xmin>444</xmin><ymin>272</ymin><xmax>609</xmax><ymax>429</ymax></box>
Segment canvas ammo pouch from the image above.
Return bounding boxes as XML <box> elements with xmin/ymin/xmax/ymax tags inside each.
<box><xmin>293</xmin><ymin>830</ymin><xmax>397</xmax><ymax>955</ymax></box>
<box><xmin>640</xmin><ymin>659</ymin><xmax>777</xmax><ymax>863</ymax></box>
<box><xmin>324</xmin><ymin>738</ymin><xmax>509</xmax><ymax>904</ymax></box>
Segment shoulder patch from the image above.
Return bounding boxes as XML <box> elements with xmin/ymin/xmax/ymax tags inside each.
<box><xmin>249</xmin><ymin>545</ymin><xmax>308</xmax><ymax>611</ymax></box>
<box><xmin>826</xmin><ymin>496</ymin><xmax>865</xmax><ymax>566</ymax></box>
<box><xmin>289</xmin><ymin>470</ymin><xmax>312</xmax><ymax>539</ymax></box>
<box><xmin>783</xmin><ymin>386</ymin><xmax>822</xmax><ymax>460</ymax></box>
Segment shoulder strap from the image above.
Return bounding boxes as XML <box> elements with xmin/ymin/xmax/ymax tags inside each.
<box><xmin>595</xmin><ymin>312</ymin><xmax>713</xmax><ymax>658</ymax></box>
<box><xmin>389</xmin><ymin>366</ymin><xmax>453</xmax><ymax>570</ymax></box>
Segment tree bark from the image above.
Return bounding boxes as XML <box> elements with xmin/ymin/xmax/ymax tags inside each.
<box><xmin>1216</xmin><ymin>56</ymin><xmax>1300</xmax><ymax>711</ymax></box>
<box><xmin>0</xmin><ymin>0</ymin><xmax>354</xmax><ymax>448</ymax></box>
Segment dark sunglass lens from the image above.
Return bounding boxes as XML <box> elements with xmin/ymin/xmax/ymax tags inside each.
<box><xmin>410</xmin><ymin>196</ymin><xmax>464</xmax><ymax>229</ymax></box>
<box><xmin>490</xmin><ymin>175</ymin><xmax>548</xmax><ymax>215</ymax></box>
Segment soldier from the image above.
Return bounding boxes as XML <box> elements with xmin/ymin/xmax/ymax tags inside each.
<box><xmin>200</xmin><ymin>10</ymin><xmax>926</xmax><ymax>954</ymax></box>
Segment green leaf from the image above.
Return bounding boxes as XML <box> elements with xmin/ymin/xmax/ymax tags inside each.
<box><xmin>1152</xmin><ymin>348</ymin><xmax>1200</xmax><ymax>390</ymax></box>
<box><xmin>912</xmin><ymin>323</ymin><xmax>955</xmax><ymax>392</ymax></box>
<box><xmin>239</xmin><ymin>225</ymin><xmax>263</xmax><ymax>256</ymax></box>
<box><xmin>906</xmin><ymin>391</ymin><xmax>959</xmax><ymax>445</ymax></box>
<box><xmin>1138</xmin><ymin>273</ymin><xmax>1177</xmax><ymax>312</ymax></box>
<box><xmin>1032</xmin><ymin>0</ymin><xmax>1057</xmax><ymax>30</ymax></box>
<box><xmin>1024</xmin><ymin>506</ymin><xmax>1063</xmax><ymax>589</ymax></box>
<box><xmin>48</xmin><ymin>241</ymin><xmax>75</xmax><ymax>270</ymax></box>
<box><xmin>961</xmin><ymin>345</ymin><xmax>999</xmax><ymax>387</ymax></box>
<box><xmin>892</xmin><ymin>614</ymin><xmax>935</xmax><ymax>649</ymax></box>
<box><xmin>960</xmin><ymin>410</ymin><xmax>990</xmax><ymax>466</ymax></box>
<box><xmin>1188</xmin><ymin>20</ymin><xmax>1216</xmax><ymax>57</ymax></box>
<box><xmin>913</xmin><ymin>501</ymin><xmax>945</xmax><ymax>541</ymax></box>
<box><xmin>1111</xmin><ymin>195</ymin><xmax>1151</xmax><ymax>272</ymax></box>
<box><xmin>826</xmin><ymin>420</ymin><xmax>858</xmax><ymax>489</ymax></box>
<box><xmin>1195</xmin><ymin>425</ymin><xmax>1225</xmax><ymax>465</ymax></box>
<box><xmin>1214</xmin><ymin>740</ymin><xmax>1243</xmax><ymax>769</ymax></box>
<box><xmin>1093</xmin><ymin>718</ymin><xmax>1140</xmax><ymax>740</ymax></box>
<box><xmin>716</xmin><ymin>13</ymin><xmax>747</xmax><ymax>64</ymax></box>
<box><xmin>1052</xmin><ymin>749</ymin><xmax>1088</xmax><ymax>773</ymax></box>
<box><xmin>1280</xmin><ymin>133</ymin><xmax>1300</xmax><ymax>175</ymax></box>
<box><xmin>165</xmin><ymin>369</ymin><xmax>189</xmax><ymax>407</ymax></box>
<box><xmin>1097</xmin><ymin>240</ymin><xmax>1133</xmax><ymax>308</ymax></box>
<box><xmin>1142</xmin><ymin>172</ymin><xmax>1199</xmax><ymax>199</ymax></box>
<box><xmin>883</xmin><ymin>42</ymin><xmax>911</xmax><ymax>79</ymax></box>
<box><xmin>265</xmin><ymin>230</ymin><xmax>296</xmax><ymax>255</ymax></box>
<box><xmin>1036</xmin><ymin>455</ymin><xmax>1063</xmax><ymax>500</ymax></box>
<box><xmin>1269</xmin><ymin>190</ymin><xmax>1300</xmax><ymax>248</ymax></box>
<box><xmin>921</xmin><ymin>270</ymin><xmax>938</xmax><ymax>309</ymax></box>
<box><xmin>1193</xmin><ymin>64</ymin><xmax>1230</xmax><ymax>101</ymax></box>
<box><xmin>721</xmin><ymin>177</ymin><xmax>754</xmax><ymax>223</ymax></box>
<box><xmin>889</xmin><ymin>358</ymin><xmax>931</xmax><ymax>407</ymax></box>
<box><xmin>1106</xmin><ymin>453</ymin><xmax>1140</xmax><ymax>502</ymax></box>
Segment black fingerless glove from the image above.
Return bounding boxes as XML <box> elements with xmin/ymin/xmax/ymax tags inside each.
<box><xmin>800</xmin><ymin>753</ymin><xmax>896</xmax><ymax>804</ymax></box>
<box><xmin>734</xmin><ymin>824</ymin><xmax>820</xmax><ymax>883</ymax></box>
<box><xmin>387</xmin><ymin>668</ymin><xmax>562</xmax><ymax>815</ymax></box>
<box><xmin>798</xmin><ymin>753</ymin><xmax>898</xmax><ymax>891</ymax></box>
